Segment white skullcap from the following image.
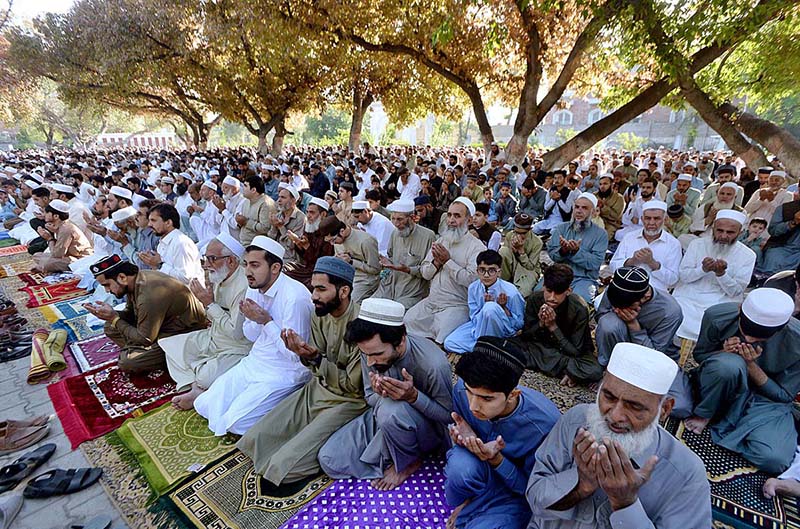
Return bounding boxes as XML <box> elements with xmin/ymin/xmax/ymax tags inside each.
<box><xmin>453</xmin><ymin>197</ymin><xmax>476</xmax><ymax>216</ymax></box>
<box><xmin>202</xmin><ymin>181</ymin><xmax>218</xmax><ymax>192</ymax></box>
<box><xmin>715</xmin><ymin>209</ymin><xmax>747</xmax><ymax>225</ymax></box>
<box><xmin>249</xmin><ymin>235</ymin><xmax>286</xmax><ymax>260</ymax></box>
<box><xmin>421</xmin><ymin>174</ymin><xmax>430</xmax><ymax>181</ymax></box>
<box><xmin>598</xmin><ymin>172</ymin><xmax>613</xmax><ymax>181</ymax></box>
<box><xmin>357</xmin><ymin>298</ymin><xmax>405</xmax><ymax>326</ymax></box>
<box><xmin>576</xmin><ymin>192</ymin><xmax>598</xmax><ymax>208</ymax></box>
<box><xmin>3</xmin><ymin>166</ymin><xmax>16</xmax><ymax>174</ymax></box>
<box><xmin>642</xmin><ymin>200</ymin><xmax>667</xmax><ymax>212</ymax></box>
<box><xmin>48</xmin><ymin>199</ymin><xmax>70</xmax><ymax>214</ymax></box>
<box><xmin>278</xmin><ymin>182</ymin><xmax>299</xmax><ymax>200</ymax></box>
<box><xmin>741</xmin><ymin>288</ymin><xmax>794</xmax><ymax>328</ymax></box>
<box><xmin>352</xmin><ymin>200</ymin><xmax>370</xmax><ymax>211</ymax></box>
<box><xmin>52</xmin><ymin>183</ymin><xmax>74</xmax><ymax>194</ymax></box>
<box><xmin>161</xmin><ymin>176</ymin><xmax>174</xmax><ymax>185</ymax></box>
<box><xmin>392</xmin><ymin>161</ymin><xmax>402</xmax><ymax>168</ymax></box>
<box><xmin>214</xmin><ymin>232</ymin><xmax>246</xmax><ymax>258</ymax></box>
<box><xmin>308</xmin><ymin>197</ymin><xmax>329</xmax><ymax>211</ymax></box>
<box><xmin>178</xmin><ymin>172</ymin><xmax>192</xmax><ymax>180</ymax></box>
<box><xmin>677</xmin><ymin>173</ymin><xmax>693</xmax><ymax>182</ymax></box>
<box><xmin>770</xmin><ymin>170</ymin><xmax>787</xmax><ymax>179</ymax></box>
<box><xmin>29</xmin><ymin>173</ymin><xmax>44</xmax><ymax>184</ymax></box>
<box><xmin>109</xmin><ymin>185</ymin><xmax>133</xmax><ymax>200</ymax></box>
<box><xmin>335</xmin><ymin>166</ymin><xmax>344</xmax><ymax>171</ymax></box>
<box><xmin>607</xmin><ymin>342</ymin><xmax>678</xmax><ymax>396</ymax></box>
<box><xmin>386</xmin><ymin>199</ymin><xmax>415</xmax><ymax>214</ymax></box>
<box><xmin>209</xmin><ymin>169</ymin><xmax>220</xmax><ymax>176</ymax></box>
<box><xmin>684</xmin><ymin>161</ymin><xmax>697</xmax><ymax>168</ymax></box>
<box><xmin>720</xmin><ymin>182</ymin><xmax>739</xmax><ymax>191</ymax></box>
<box><xmin>222</xmin><ymin>176</ymin><xmax>240</xmax><ymax>188</ymax></box>
<box><xmin>121</xmin><ymin>176</ymin><xmax>131</xmax><ymax>184</ymax></box>
<box><xmin>22</xmin><ymin>179</ymin><xmax>40</xmax><ymax>190</ymax></box>
<box><xmin>111</xmin><ymin>206</ymin><xmax>137</xmax><ymax>223</ymax></box>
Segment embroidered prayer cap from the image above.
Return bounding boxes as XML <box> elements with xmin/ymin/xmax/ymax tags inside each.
<box><xmin>308</xmin><ymin>197</ymin><xmax>330</xmax><ymax>211</ymax></box>
<box><xmin>90</xmin><ymin>254</ymin><xmax>126</xmax><ymax>277</ymax></box>
<box><xmin>677</xmin><ymin>173</ymin><xmax>693</xmax><ymax>182</ymax></box>
<box><xmin>386</xmin><ymin>199</ymin><xmax>415</xmax><ymax>214</ymax></box>
<box><xmin>642</xmin><ymin>200</ymin><xmax>667</xmax><ymax>212</ymax></box>
<box><xmin>47</xmin><ymin>199</ymin><xmax>70</xmax><ymax>214</ymax></box>
<box><xmin>352</xmin><ymin>200</ymin><xmax>370</xmax><ymax>211</ymax></box>
<box><xmin>111</xmin><ymin>206</ymin><xmax>137</xmax><ymax>223</ymax></box>
<box><xmin>278</xmin><ymin>182</ymin><xmax>299</xmax><ymax>200</ymax></box>
<box><xmin>607</xmin><ymin>342</ymin><xmax>678</xmax><ymax>396</ymax></box>
<box><xmin>22</xmin><ymin>179</ymin><xmax>40</xmax><ymax>190</ymax></box>
<box><xmin>757</xmin><ymin>166</ymin><xmax>774</xmax><ymax>174</ymax></box>
<box><xmin>202</xmin><ymin>181</ymin><xmax>218</xmax><ymax>192</ymax></box>
<box><xmin>161</xmin><ymin>176</ymin><xmax>175</xmax><ymax>184</ymax></box>
<box><xmin>52</xmin><ymin>183</ymin><xmax>74</xmax><ymax>194</ymax></box>
<box><xmin>357</xmin><ymin>298</ymin><xmax>405</xmax><ymax>326</ymax></box>
<box><xmin>607</xmin><ymin>266</ymin><xmax>650</xmax><ymax>308</ymax></box>
<box><xmin>667</xmin><ymin>204</ymin><xmax>684</xmax><ymax>218</ymax></box>
<box><xmin>514</xmin><ymin>213</ymin><xmax>533</xmax><ymax>229</ymax></box>
<box><xmin>453</xmin><ymin>197</ymin><xmax>476</xmax><ymax>216</ymax></box>
<box><xmin>314</xmin><ymin>256</ymin><xmax>355</xmax><ymax>285</ymax></box>
<box><xmin>720</xmin><ymin>182</ymin><xmax>739</xmax><ymax>191</ymax></box>
<box><xmin>770</xmin><ymin>170</ymin><xmax>787</xmax><ymax>179</ymax></box>
<box><xmin>740</xmin><ymin>288</ymin><xmax>794</xmax><ymax>338</ymax></box>
<box><xmin>215</xmin><ymin>232</ymin><xmax>246</xmax><ymax>258</ymax></box>
<box><xmin>414</xmin><ymin>195</ymin><xmax>431</xmax><ymax>207</ymax></box>
<box><xmin>715</xmin><ymin>209</ymin><xmax>746</xmax><ymax>225</ymax></box>
<box><xmin>222</xmin><ymin>176</ymin><xmax>240</xmax><ymax>188</ymax></box>
<box><xmin>324</xmin><ymin>189</ymin><xmax>338</xmax><ymax>200</ymax></box>
<box><xmin>249</xmin><ymin>235</ymin><xmax>285</xmax><ymax>260</ymax></box>
<box><xmin>471</xmin><ymin>336</ymin><xmax>526</xmax><ymax>377</ymax></box>
<box><xmin>109</xmin><ymin>185</ymin><xmax>133</xmax><ymax>200</ymax></box>
<box><xmin>576</xmin><ymin>192</ymin><xmax>597</xmax><ymax>208</ymax></box>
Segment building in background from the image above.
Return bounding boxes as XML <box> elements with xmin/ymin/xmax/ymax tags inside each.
<box><xmin>96</xmin><ymin>132</ymin><xmax>178</xmax><ymax>149</ymax></box>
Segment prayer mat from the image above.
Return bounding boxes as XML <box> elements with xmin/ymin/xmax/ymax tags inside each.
<box><xmin>665</xmin><ymin>418</ymin><xmax>800</xmax><ymax>529</ymax></box>
<box><xmin>18</xmin><ymin>271</ymin><xmax>48</xmax><ymax>286</ymax></box>
<box><xmin>26</xmin><ymin>328</ymin><xmax>52</xmax><ymax>384</ymax></box>
<box><xmin>39</xmin><ymin>296</ymin><xmax>92</xmax><ymax>323</ymax></box>
<box><xmin>52</xmin><ymin>315</ymin><xmax>104</xmax><ymax>343</ymax></box>
<box><xmin>282</xmin><ymin>459</ymin><xmax>451</xmax><ymax>529</ymax></box>
<box><xmin>0</xmin><ymin>260</ymin><xmax>33</xmax><ymax>278</ymax></box>
<box><xmin>68</xmin><ymin>335</ymin><xmax>120</xmax><ymax>372</ymax></box>
<box><xmin>47</xmin><ymin>363</ymin><xmax>177</xmax><ymax>449</ymax></box>
<box><xmin>0</xmin><ymin>244</ymin><xmax>27</xmax><ymax>256</ymax></box>
<box><xmin>116</xmin><ymin>403</ymin><xmax>238</xmax><ymax>496</ymax></box>
<box><xmin>162</xmin><ymin>451</ymin><xmax>332</xmax><ymax>529</ymax></box>
<box><xmin>22</xmin><ymin>278</ymin><xmax>87</xmax><ymax>307</ymax></box>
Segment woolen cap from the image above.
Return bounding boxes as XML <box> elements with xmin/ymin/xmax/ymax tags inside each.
<box><xmin>313</xmin><ymin>256</ymin><xmax>355</xmax><ymax>285</ymax></box>
<box><xmin>667</xmin><ymin>204</ymin><xmax>684</xmax><ymax>218</ymax></box>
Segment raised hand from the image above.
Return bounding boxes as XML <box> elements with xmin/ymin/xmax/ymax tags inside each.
<box><xmin>596</xmin><ymin>439</ymin><xmax>657</xmax><ymax>511</ymax></box>
<box><xmin>448</xmin><ymin>411</ymin><xmax>477</xmax><ymax>447</ymax></box>
<box><xmin>239</xmin><ymin>298</ymin><xmax>272</xmax><ymax>324</ymax></box>
<box><xmin>573</xmin><ymin>428</ymin><xmax>600</xmax><ymax>497</ymax></box>
<box><xmin>280</xmin><ymin>328</ymin><xmax>318</xmax><ymax>359</ymax></box>
<box><xmin>374</xmin><ymin>368</ymin><xmax>418</xmax><ymax>403</ymax></box>
<box><xmin>189</xmin><ymin>278</ymin><xmax>213</xmax><ymax>306</ymax></box>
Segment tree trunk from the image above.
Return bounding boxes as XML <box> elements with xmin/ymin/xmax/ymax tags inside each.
<box><xmin>271</xmin><ymin>117</ymin><xmax>286</xmax><ymax>157</ymax></box>
<box><xmin>719</xmin><ymin>103</ymin><xmax>800</xmax><ymax>177</ymax></box>
<box><xmin>349</xmin><ymin>88</ymin><xmax>374</xmax><ymax>153</ymax></box>
<box><xmin>463</xmin><ymin>83</ymin><xmax>494</xmax><ymax>156</ymax></box>
<box><xmin>257</xmin><ymin>127</ymin><xmax>270</xmax><ymax>155</ymax></box>
<box><xmin>505</xmin><ymin>133</ymin><xmax>529</xmax><ymax>167</ymax></box>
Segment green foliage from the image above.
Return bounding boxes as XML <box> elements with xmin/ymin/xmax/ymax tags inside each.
<box><xmin>615</xmin><ymin>131</ymin><xmax>646</xmax><ymax>151</ymax></box>
<box><xmin>554</xmin><ymin>127</ymin><xmax>578</xmax><ymax>145</ymax></box>
<box><xmin>303</xmin><ymin>109</ymin><xmax>350</xmax><ymax>145</ymax></box>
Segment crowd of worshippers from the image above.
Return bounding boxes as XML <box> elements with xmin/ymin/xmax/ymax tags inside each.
<box><xmin>1</xmin><ymin>142</ymin><xmax>800</xmax><ymax>528</ymax></box>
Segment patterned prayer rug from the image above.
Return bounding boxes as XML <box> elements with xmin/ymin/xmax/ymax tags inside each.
<box><xmin>22</xmin><ymin>278</ymin><xmax>87</xmax><ymax>307</ymax></box>
<box><xmin>47</xmin><ymin>363</ymin><xmax>177</xmax><ymax>448</ymax></box>
<box><xmin>0</xmin><ymin>237</ymin><xmax>20</xmax><ymax>248</ymax></box>
<box><xmin>164</xmin><ymin>451</ymin><xmax>332</xmax><ymax>529</ymax></box>
<box><xmin>116</xmin><ymin>403</ymin><xmax>238</xmax><ymax>496</ymax></box>
<box><xmin>68</xmin><ymin>335</ymin><xmax>120</xmax><ymax>372</ymax></box>
<box><xmin>665</xmin><ymin>418</ymin><xmax>800</xmax><ymax>529</ymax></box>
<box><xmin>282</xmin><ymin>459</ymin><xmax>451</xmax><ymax>529</ymax></box>
<box><xmin>0</xmin><ymin>244</ymin><xmax>27</xmax><ymax>256</ymax></box>
<box><xmin>0</xmin><ymin>260</ymin><xmax>33</xmax><ymax>278</ymax></box>
<box><xmin>51</xmin><ymin>315</ymin><xmax>104</xmax><ymax>342</ymax></box>
<box><xmin>17</xmin><ymin>271</ymin><xmax>48</xmax><ymax>286</ymax></box>
<box><xmin>38</xmin><ymin>295</ymin><xmax>91</xmax><ymax>322</ymax></box>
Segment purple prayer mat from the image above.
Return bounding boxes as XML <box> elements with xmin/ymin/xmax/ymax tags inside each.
<box><xmin>68</xmin><ymin>335</ymin><xmax>121</xmax><ymax>372</ymax></box>
<box><xmin>280</xmin><ymin>459</ymin><xmax>452</xmax><ymax>529</ymax></box>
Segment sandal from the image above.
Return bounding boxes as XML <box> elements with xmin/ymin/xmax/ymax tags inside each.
<box><xmin>23</xmin><ymin>468</ymin><xmax>103</xmax><ymax>499</ymax></box>
<box><xmin>69</xmin><ymin>515</ymin><xmax>112</xmax><ymax>529</ymax></box>
<box><xmin>0</xmin><ymin>345</ymin><xmax>31</xmax><ymax>362</ymax></box>
<box><xmin>0</xmin><ymin>415</ymin><xmax>50</xmax><ymax>431</ymax></box>
<box><xmin>0</xmin><ymin>425</ymin><xmax>49</xmax><ymax>456</ymax></box>
<box><xmin>0</xmin><ymin>443</ymin><xmax>56</xmax><ymax>493</ymax></box>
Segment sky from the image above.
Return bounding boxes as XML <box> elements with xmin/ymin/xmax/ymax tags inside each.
<box><xmin>9</xmin><ymin>0</ymin><xmax>74</xmax><ymax>21</ymax></box>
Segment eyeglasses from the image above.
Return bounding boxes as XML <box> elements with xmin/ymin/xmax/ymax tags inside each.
<box><xmin>477</xmin><ymin>267</ymin><xmax>500</xmax><ymax>276</ymax></box>
<box><xmin>202</xmin><ymin>254</ymin><xmax>231</xmax><ymax>264</ymax></box>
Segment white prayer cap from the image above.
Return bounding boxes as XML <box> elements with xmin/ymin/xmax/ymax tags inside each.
<box><xmin>576</xmin><ymin>192</ymin><xmax>597</xmax><ymax>208</ymax></box>
<box><xmin>214</xmin><ymin>232</ymin><xmax>246</xmax><ymax>258</ymax></box>
<box><xmin>29</xmin><ymin>173</ymin><xmax>44</xmax><ymax>184</ymax></box>
<box><xmin>335</xmin><ymin>166</ymin><xmax>344</xmax><ymax>171</ymax></box>
<box><xmin>642</xmin><ymin>200</ymin><xmax>667</xmax><ymax>212</ymax></box>
<box><xmin>453</xmin><ymin>197</ymin><xmax>476</xmax><ymax>216</ymax></box>
<box><xmin>22</xmin><ymin>179</ymin><xmax>40</xmax><ymax>190</ymax></box>
<box><xmin>607</xmin><ymin>342</ymin><xmax>678</xmax><ymax>396</ymax></box>
<box><xmin>684</xmin><ymin>161</ymin><xmax>697</xmax><ymax>168</ymax></box>
<box><xmin>209</xmin><ymin>169</ymin><xmax>220</xmax><ymax>176</ymax></box>
<box><xmin>392</xmin><ymin>161</ymin><xmax>402</xmax><ymax>168</ymax></box>
<box><xmin>386</xmin><ymin>199</ymin><xmax>415</xmax><ymax>214</ymax></box>
<box><xmin>421</xmin><ymin>174</ymin><xmax>430</xmax><ymax>181</ymax></box>
<box><xmin>357</xmin><ymin>298</ymin><xmax>405</xmax><ymax>327</ymax></box>
<box><xmin>677</xmin><ymin>173</ymin><xmax>693</xmax><ymax>182</ymax></box>
<box><xmin>202</xmin><ymin>181</ymin><xmax>218</xmax><ymax>192</ymax></box>
<box><xmin>48</xmin><ymin>199</ymin><xmax>70</xmax><ymax>214</ymax></box>
<box><xmin>3</xmin><ymin>166</ymin><xmax>16</xmax><ymax>174</ymax></box>
<box><xmin>741</xmin><ymin>288</ymin><xmax>794</xmax><ymax>328</ymax></box>
<box><xmin>121</xmin><ymin>176</ymin><xmax>131</xmax><ymax>184</ymax></box>
<box><xmin>249</xmin><ymin>235</ymin><xmax>285</xmax><ymax>260</ymax></box>
<box><xmin>720</xmin><ymin>182</ymin><xmax>739</xmax><ymax>191</ymax></box>
<box><xmin>352</xmin><ymin>200</ymin><xmax>370</xmax><ymax>211</ymax></box>
<box><xmin>178</xmin><ymin>172</ymin><xmax>192</xmax><ymax>180</ymax></box>
<box><xmin>715</xmin><ymin>209</ymin><xmax>747</xmax><ymax>225</ymax></box>
<box><xmin>52</xmin><ymin>183</ymin><xmax>74</xmax><ymax>194</ymax></box>
<box><xmin>278</xmin><ymin>182</ymin><xmax>299</xmax><ymax>200</ymax></box>
<box><xmin>161</xmin><ymin>176</ymin><xmax>174</xmax><ymax>185</ymax></box>
<box><xmin>111</xmin><ymin>206</ymin><xmax>137</xmax><ymax>223</ymax></box>
<box><xmin>770</xmin><ymin>170</ymin><xmax>787</xmax><ymax>179</ymax></box>
<box><xmin>222</xmin><ymin>176</ymin><xmax>240</xmax><ymax>188</ymax></box>
<box><xmin>109</xmin><ymin>185</ymin><xmax>133</xmax><ymax>200</ymax></box>
<box><xmin>308</xmin><ymin>197</ymin><xmax>329</xmax><ymax>211</ymax></box>
<box><xmin>598</xmin><ymin>172</ymin><xmax>613</xmax><ymax>181</ymax></box>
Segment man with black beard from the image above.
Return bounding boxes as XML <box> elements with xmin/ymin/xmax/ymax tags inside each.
<box><xmin>285</xmin><ymin>197</ymin><xmax>334</xmax><ymax>289</ymax></box>
<box><xmin>318</xmin><ymin>298</ymin><xmax>452</xmax><ymax>490</ymax></box>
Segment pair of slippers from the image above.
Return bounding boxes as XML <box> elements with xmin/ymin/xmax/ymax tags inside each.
<box><xmin>0</xmin><ymin>493</ymin><xmax>110</xmax><ymax>529</ymax></box>
<box><xmin>0</xmin><ymin>443</ymin><xmax>102</xmax><ymax>497</ymax></box>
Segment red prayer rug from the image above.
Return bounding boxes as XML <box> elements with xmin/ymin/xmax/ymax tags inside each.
<box><xmin>68</xmin><ymin>335</ymin><xmax>120</xmax><ymax>373</ymax></box>
<box><xmin>0</xmin><ymin>244</ymin><xmax>28</xmax><ymax>256</ymax></box>
<box><xmin>22</xmin><ymin>278</ymin><xmax>88</xmax><ymax>307</ymax></box>
<box><xmin>18</xmin><ymin>272</ymin><xmax>49</xmax><ymax>286</ymax></box>
<box><xmin>47</xmin><ymin>363</ymin><xmax>177</xmax><ymax>448</ymax></box>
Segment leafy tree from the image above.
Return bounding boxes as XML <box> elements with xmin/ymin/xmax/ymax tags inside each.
<box><xmin>615</xmin><ymin>132</ymin><xmax>646</xmax><ymax>152</ymax></box>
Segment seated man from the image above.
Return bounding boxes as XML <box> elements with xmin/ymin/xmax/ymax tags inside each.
<box><xmin>685</xmin><ymin>288</ymin><xmax>800</xmax><ymax>474</ymax></box>
<box><xmin>446</xmin><ymin>337</ymin><xmax>560</xmax><ymax>529</ymax></box>
<box><xmin>666</xmin><ymin>173</ymin><xmax>702</xmax><ymax>215</ymax></box>
<box><xmin>237</xmin><ymin>256</ymin><xmax>368</xmax><ymax>486</ymax></box>
<box><xmin>684</xmin><ymin>182</ymin><xmax>743</xmax><ymax>247</ymax></box>
<box><xmin>31</xmin><ymin>199</ymin><xmax>93</xmax><ymax>273</ymax></box>
<box><xmin>318</xmin><ymin>215</ymin><xmax>380</xmax><ymax>303</ymax></box>
<box><xmin>284</xmin><ymin>196</ymin><xmax>334</xmax><ymax>289</ymax></box>
<box><xmin>664</xmin><ymin>204</ymin><xmax>692</xmax><ymax>239</ymax></box>
<box><xmin>268</xmin><ymin>183</ymin><xmax>306</xmax><ymax>265</ymax></box>
<box><xmin>405</xmin><ymin>198</ymin><xmax>487</xmax><ymax>344</ymax></box>
<box><xmin>595</xmin><ymin>173</ymin><xmax>624</xmax><ymax>242</ymax></box>
<box><xmin>469</xmin><ymin>202</ymin><xmax>502</xmax><ymax>250</ymax></box>
<box><xmin>609</xmin><ymin>200</ymin><xmax>681</xmax><ymax>292</ymax></box>
<box><xmin>193</xmin><ymin>236</ymin><xmax>314</xmax><ymax>435</ymax></box>
<box><xmin>319</xmin><ymin>298</ymin><xmax>452</xmax><ymax>490</ymax></box>
<box><xmin>352</xmin><ymin>199</ymin><xmax>396</xmax><ymax>257</ymax></box>
<box><xmin>139</xmin><ymin>202</ymin><xmax>205</xmax><ymax>285</ymax></box>
<box><xmin>444</xmin><ymin>250</ymin><xmax>525</xmax><ymax>355</ymax></box>
<box><xmin>672</xmin><ymin>210</ymin><xmax>756</xmax><ymax>342</ymax></box>
<box><xmin>527</xmin><ymin>342</ymin><xmax>711</xmax><ymax>528</ymax></box>
<box><xmin>499</xmin><ymin>213</ymin><xmax>543</xmax><ymax>299</ymax></box>
<box><xmin>546</xmin><ymin>193</ymin><xmax>608</xmax><ymax>303</ymax></box>
<box><xmin>757</xmin><ymin>196</ymin><xmax>800</xmax><ymax>277</ymax></box>
<box><xmin>84</xmin><ymin>255</ymin><xmax>207</xmax><ymax>373</ymax></box>
<box><xmin>514</xmin><ymin>264</ymin><xmax>603</xmax><ymax>387</ymax></box>
<box><xmin>188</xmin><ymin>181</ymin><xmax>222</xmax><ymax>248</ymax></box>
<box><xmin>163</xmin><ymin>234</ymin><xmax>252</xmax><ymax>410</ymax></box>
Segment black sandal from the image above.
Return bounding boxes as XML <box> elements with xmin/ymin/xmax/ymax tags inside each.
<box><xmin>23</xmin><ymin>468</ymin><xmax>103</xmax><ymax>499</ymax></box>
<box><xmin>0</xmin><ymin>443</ymin><xmax>56</xmax><ymax>493</ymax></box>
<box><xmin>69</xmin><ymin>515</ymin><xmax>112</xmax><ymax>529</ymax></box>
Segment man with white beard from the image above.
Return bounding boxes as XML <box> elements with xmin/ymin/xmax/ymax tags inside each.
<box><xmin>285</xmin><ymin>197</ymin><xmax>334</xmax><ymax>288</ymax></box>
<box><xmin>268</xmin><ymin>183</ymin><xmax>306</xmax><ymax>265</ymax></box>
<box><xmin>672</xmin><ymin>210</ymin><xmax>756</xmax><ymax>343</ymax></box>
<box><xmin>213</xmin><ymin>175</ymin><xmax>246</xmax><ymax>240</ymax></box>
<box><xmin>682</xmin><ymin>182</ymin><xmax>743</xmax><ymax>248</ymax></box>
<box><xmin>404</xmin><ymin>198</ymin><xmax>486</xmax><ymax>344</ymax></box>
<box><xmin>162</xmin><ymin>234</ymin><xmax>252</xmax><ymax>410</ymax></box>
<box><xmin>526</xmin><ymin>342</ymin><xmax>711</xmax><ymax>529</ymax></box>
<box><xmin>188</xmin><ymin>181</ymin><xmax>223</xmax><ymax>249</ymax></box>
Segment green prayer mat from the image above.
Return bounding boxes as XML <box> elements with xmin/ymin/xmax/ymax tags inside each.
<box><xmin>116</xmin><ymin>403</ymin><xmax>238</xmax><ymax>496</ymax></box>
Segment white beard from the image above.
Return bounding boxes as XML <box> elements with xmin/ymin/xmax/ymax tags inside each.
<box><xmin>712</xmin><ymin>199</ymin><xmax>734</xmax><ymax>210</ymax></box>
<box><xmin>208</xmin><ymin>263</ymin><xmax>230</xmax><ymax>286</ymax></box>
<box><xmin>397</xmin><ymin>225</ymin><xmax>412</xmax><ymax>238</ymax></box>
<box><xmin>585</xmin><ymin>403</ymin><xmax>659</xmax><ymax>461</ymax></box>
<box><xmin>305</xmin><ymin>219</ymin><xmax>320</xmax><ymax>233</ymax></box>
<box><xmin>440</xmin><ymin>223</ymin><xmax>469</xmax><ymax>245</ymax></box>
<box><xmin>643</xmin><ymin>228</ymin><xmax>661</xmax><ymax>238</ymax></box>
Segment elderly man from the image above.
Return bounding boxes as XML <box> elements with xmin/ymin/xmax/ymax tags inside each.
<box><xmin>118</xmin><ymin>199</ymin><xmax>161</xmax><ymax>269</ymax></box>
<box><xmin>238</xmin><ymin>257</ymin><xmax>368</xmax><ymax>486</ymax></box>
<box><xmin>685</xmin><ymin>288</ymin><xmax>800</xmax><ymax>474</ymax></box>
<box><xmin>499</xmin><ymin>213</ymin><xmax>542</xmax><ymax>299</ymax></box>
<box><xmin>31</xmin><ymin>199</ymin><xmax>93</xmax><ymax>273</ymax></box>
<box><xmin>352</xmin><ymin>199</ymin><xmax>396</xmax><ymax>257</ymax></box>
<box><xmin>193</xmin><ymin>236</ymin><xmax>313</xmax><ymax>435</ymax></box>
<box><xmin>211</xmin><ymin>175</ymin><xmax>245</xmax><ymax>239</ymax></box>
<box><xmin>595</xmin><ymin>173</ymin><xmax>624</xmax><ymax>241</ymax></box>
<box><xmin>162</xmin><ymin>234</ymin><xmax>252</xmax><ymax>411</ymax></box>
<box><xmin>374</xmin><ymin>199</ymin><xmax>436</xmax><ymax>309</ymax></box>
<box><xmin>268</xmin><ymin>182</ymin><xmax>306</xmax><ymax>264</ymax></box>
<box><xmin>666</xmin><ymin>174</ymin><xmax>702</xmax><ymax>215</ymax></box>
<box><xmin>685</xmin><ymin>181</ymin><xmax>743</xmax><ymax>244</ymax></box>
<box><xmin>404</xmin><ymin>198</ymin><xmax>487</xmax><ymax>344</ymax></box>
<box><xmin>319</xmin><ymin>215</ymin><xmax>381</xmax><ymax>303</ymax></box>
<box><xmin>744</xmin><ymin>170</ymin><xmax>793</xmax><ymax>226</ymax></box>
<box><xmin>236</xmin><ymin>174</ymin><xmax>275</xmax><ymax>245</ymax></box>
<box><xmin>700</xmin><ymin>166</ymin><xmax>743</xmax><ymax>207</ymax></box>
<box><xmin>285</xmin><ymin>196</ymin><xmax>334</xmax><ymax>288</ymax></box>
<box><xmin>319</xmin><ymin>298</ymin><xmax>452</xmax><ymax>490</ymax></box>
<box><xmin>527</xmin><ymin>342</ymin><xmax>711</xmax><ymax>529</ymax></box>
<box><xmin>615</xmin><ymin>176</ymin><xmax>659</xmax><ymax>242</ymax></box>
<box><xmin>188</xmin><ymin>181</ymin><xmax>222</xmax><ymax>248</ymax></box>
<box><xmin>758</xmin><ymin>196</ymin><xmax>800</xmax><ymax>276</ymax></box>
<box><xmin>84</xmin><ymin>255</ymin><xmax>207</xmax><ymax>373</ymax></box>
<box><xmin>139</xmin><ymin>203</ymin><xmax>205</xmax><ymax>285</ymax></box>
<box><xmin>546</xmin><ymin>193</ymin><xmax>608</xmax><ymax>303</ymax></box>
<box><xmin>672</xmin><ymin>210</ymin><xmax>756</xmax><ymax>342</ymax></box>
<box><xmin>609</xmin><ymin>201</ymin><xmax>681</xmax><ymax>292</ymax></box>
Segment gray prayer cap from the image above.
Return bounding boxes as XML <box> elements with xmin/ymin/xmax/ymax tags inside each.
<box><xmin>313</xmin><ymin>256</ymin><xmax>355</xmax><ymax>286</ymax></box>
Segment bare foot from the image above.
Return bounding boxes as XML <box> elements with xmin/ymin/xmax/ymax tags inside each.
<box><xmin>171</xmin><ymin>383</ymin><xmax>204</xmax><ymax>411</ymax></box>
<box><xmin>684</xmin><ymin>416</ymin><xmax>710</xmax><ymax>434</ymax></box>
<box><xmin>370</xmin><ymin>460</ymin><xmax>422</xmax><ymax>491</ymax></box>
<box><xmin>560</xmin><ymin>374</ymin><xmax>576</xmax><ymax>387</ymax></box>
<box><xmin>446</xmin><ymin>499</ymin><xmax>470</xmax><ymax>529</ymax></box>
<box><xmin>764</xmin><ymin>477</ymin><xmax>800</xmax><ymax>499</ymax></box>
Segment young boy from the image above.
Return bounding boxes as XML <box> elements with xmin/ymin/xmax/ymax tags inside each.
<box><xmin>445</xmin><ymin>336</ymin><xmax>560</xmax><ymax>529</ymax></box>
<box><xmin>444</xmin><ymin>250</ymin><xmax>525</xmax><ymax>355</ymax></box>
<box><xmin>469</xmin><ymin>203</ymin><xmax>502</xmax><ymax>250</ymax></box>
<box><xmin>738</xmin><ymin>217</ymin><xmax>768</xmax><ymax>262</ymax></box>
